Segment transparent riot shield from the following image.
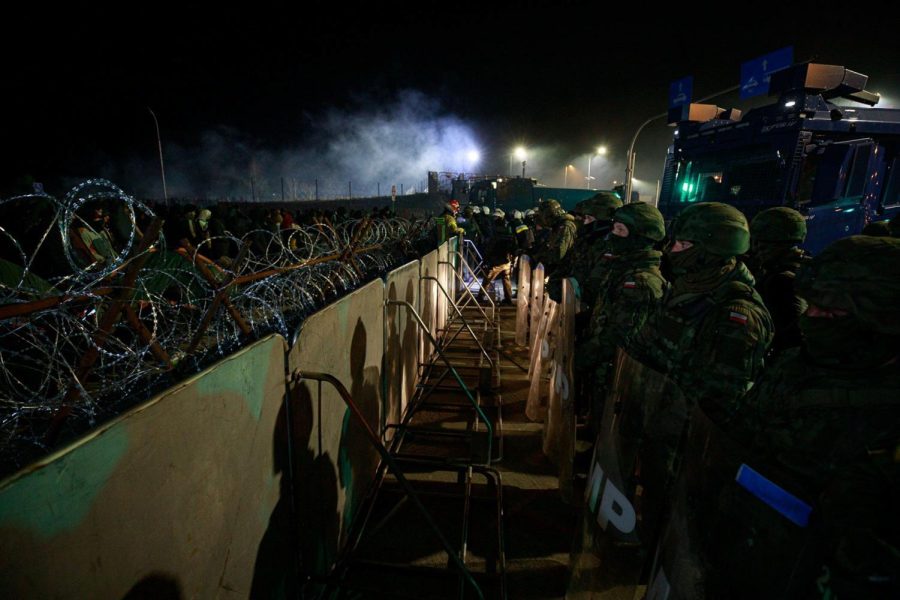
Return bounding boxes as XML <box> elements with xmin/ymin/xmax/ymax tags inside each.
<box><xmin>568</xmin><ymin>348</ymin><xmax>688</xmax><ymax>598</ymax></box>
<box><xmin>648</xmin><ymin>407</ymin><xmax>816</xmax><ymax>599</ymax></box>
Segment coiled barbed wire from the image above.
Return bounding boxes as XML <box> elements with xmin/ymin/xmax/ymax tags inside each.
<box><xmin>0</xmin><ymin>180</ymin><xmax>434</xmax><ymax>471</ymax></box>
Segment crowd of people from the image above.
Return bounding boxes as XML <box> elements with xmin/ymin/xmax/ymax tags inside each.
<box><xmin>440</xmin><ymin>194</ymin><xmax>900</xmax><ymax>598</ymax></box>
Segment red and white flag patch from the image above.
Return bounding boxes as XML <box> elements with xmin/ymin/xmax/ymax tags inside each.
<box><xmin>623</xmin><ymin>281</ymin><xmax>637</xmax><ymax>289</ymax></box>
<box><xmin>729</xmin><ymin>311</ymin><xmax>748</xmax><ymax>325</ymax></box>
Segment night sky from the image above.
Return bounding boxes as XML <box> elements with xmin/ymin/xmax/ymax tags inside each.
<box><xmin>3</xmin><ymin>4</ymin><xmax>898</xmax><ymax>200</ymax></box>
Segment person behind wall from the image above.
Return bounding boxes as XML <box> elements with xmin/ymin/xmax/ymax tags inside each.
<box><xmin>477</xmin><ymin>208</ymin><xmax>516</xmax><ymax>305</ymax></box>
<box><xmin>435</xmin><ymin>199</ymin><xmax>465</xmax><ymax>244</ymax></box>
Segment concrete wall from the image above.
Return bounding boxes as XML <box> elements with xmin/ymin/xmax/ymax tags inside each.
<box><xmin>384</xmin><ymin>260</ymin><xmax>421</xmax><ymax>440</ymax></box>
<box><xmin>0</xmin><ymin>240</ymin><xmax>462</xmax><ymax>596</ymax></box>
<box><xmin>287</xmin><ymin>279</ymin><xmax>385</xmax><ymax>577</ymax></box>
<box><xmin>0</xmin><ymin>335</ymin><xmax>289</xmax><ymax>599</ymax></box>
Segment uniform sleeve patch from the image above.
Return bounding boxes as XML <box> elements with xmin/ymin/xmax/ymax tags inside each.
<box><xmin>623</xmin><ymin>281</ymin><xmax>637</xmax><ymax>289</ymax></box>
<box><xmin>729</xmin><ymin>311</ymin><xmax>748</xmax><ymax>325</ymax></box>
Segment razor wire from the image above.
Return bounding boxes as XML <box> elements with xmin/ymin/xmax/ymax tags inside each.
<box><xmin>0</xmin><ymin>180</ymin><xmax>433</xmax><ymax>470</ymax></box>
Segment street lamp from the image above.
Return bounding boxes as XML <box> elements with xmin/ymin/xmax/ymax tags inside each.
<box><xmin>586</xmin><ymin>146</ymin><xmax>606</xmax><ymax>190</ymax></box>
<box><xmin>512</xmin><ymin>146</ymin><xmax>527</xmax><ymax>178</ymax></box>
<box><xmin>564</xmin><ymin>164</ymin><xmax>574</xmax><ymax>187</ymax></box>
<box><xmin>147</xmin><ymin>107</ymin><xmax>168</xmax><ymax>205</ymax></box>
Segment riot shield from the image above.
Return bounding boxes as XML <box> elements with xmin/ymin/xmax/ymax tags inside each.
<box><xmin>544</xmin><ymin>278</ymin><xmax>577</xmax><ymax>502</ymax></box>
<box><xmin>648</xmin><ymin>407</ymin><xmax>816</xmax><ymax>599</ymax></box>
<box><xmin>568</xmin><ymin>349</ymin><xmax>688</xmax><ymax>598</ymax></box>
<box><xmin>515</xmin><ymin>255</ymin><xmax>532</xmax><ymax>346</ymax></box>
<box><xmin>526</xmin><ymin>298</ymin><xmax>558</xmax><ymax>422</ymax></box>
<box><xmin>529</xmin><ymin>263</ymin><xmax>545</xmax><ymax>349</ymax></box>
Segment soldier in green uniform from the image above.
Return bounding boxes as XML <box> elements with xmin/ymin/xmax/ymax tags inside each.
<box><xmin>568</xmin><ymin>203</ymin><xmax>772</xmax><ymax>596</ymax></box>
<box><xmin>461</xmin><ymin>205</ymin><xmax>482</xmax><ymax>245</ymax></box>
<box><xmin>568</xmin><ymin>192</ymin><xmax>623</xmax><ymax>307</ymax></box>
<box><xmin>629</xmin><ymin>202</ymin><xmax>773</xmax><ymax>421</ymax></box>
<box><xmin>573</xmin><ymin>201</ymin><xmax>667</xmax><ymax>430</ymax></box>
<box><xmin>649</xmin><ymin>235</ymin><xmax>900</xmax><ymax>598</ymax></box>
<box><xmin>625</xmin><ymin>202</ymin><xmax>772</xmax><ymax>532</ymax></box>
<box><xmin>746</xmin><ymin>206</ymin><xmax>812</xmax><ymax>357</ymax></box>
<box><xmin>532</xmin><ymin>199</ymin><xmax>577</xmax><ymax>301</ymax></box>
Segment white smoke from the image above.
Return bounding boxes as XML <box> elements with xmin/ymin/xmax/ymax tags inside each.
<box><xmin>108</xmin><ymin>91</ymin><xmax>482</xmax><ymax>200</ymax></box>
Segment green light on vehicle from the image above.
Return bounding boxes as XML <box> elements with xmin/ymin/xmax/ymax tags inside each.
<box><xmin>681</xmin><ymin>182</ymin><xmax>689</xmax><ymax>192</ymax></box>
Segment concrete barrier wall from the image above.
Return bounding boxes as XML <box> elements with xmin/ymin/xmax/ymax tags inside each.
<box><xmin>0</xmin><ymin>335</ymin><xmax>289</xmax><ymax>599</ymax></box>
<box><xmin>419</xmin><ymin>248</ymin><xmax>440</xmax><ymax>365</ymax></box>
<box><xmin>287</xmin><ymin>278</ymin><xmax>385</xmax><ymax>577</ymax></box>
<box><xmin>0</xmin><ymin>241</ymin><xmax>459</xmax><ymax>594</ymax></box>
<box><xmin>384</xmin><ymin>260</ymin><xmax>421</xmax><ymax>440</ymax></box>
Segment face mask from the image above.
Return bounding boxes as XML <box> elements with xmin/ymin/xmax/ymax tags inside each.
<box><xmin>606</xmin><ymin>232</ymin><xmax>647</xmax><ymax>254</ymax></box>
<box><xmin>665</xmin><ymin>244</ymin><xmax>705</xmax><ymax>275</ymax></box>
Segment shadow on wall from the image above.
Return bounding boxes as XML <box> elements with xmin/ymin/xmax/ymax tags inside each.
<box><xmin>249</xmin><ymin>396</ymin><xmax>300</xmax><ymax>599</ymax></box>
<box><xmin>384</xmin><ymin>277</ymin><xmax>418</xmax><ymax>442</ymax></box>
<box><xmin>338</xmin><ymin>318</ymin><xmax>381</xmax><ymax>536</ymax></box>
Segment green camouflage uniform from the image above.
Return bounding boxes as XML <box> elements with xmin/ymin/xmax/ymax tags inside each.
<box><xmin>567</xmin><ymin>193</ymin><xmax>623</xmax><ymax>304</ymax></box>
<box><xmin>746</xmin><ymin>207</ymin><xmax>812</xmax><ymax>357</ymax></box>
<box><xmin>533</xmin><ymin>199</ymin><xmax>577</xmax><ymax>301</ymax></box>
<box><xmin>628</xmin><ymin>203</ymin><xmax>773</xmax><ymax>422</ymax></box>
<box><xmin>574</xmin><ymin>202</ymin><xmax>666</xmax><ymax>425</ymax></box>
<box><xmin>653</xmin><ymin>235</ymin><xmax>900</xmax><ymax>598</ymax></box>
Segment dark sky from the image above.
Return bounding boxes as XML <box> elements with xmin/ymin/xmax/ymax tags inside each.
<box><xmin>3</xmin><ymin>4</ymin><xmax>898</xmax><ymax>199</ymax></box>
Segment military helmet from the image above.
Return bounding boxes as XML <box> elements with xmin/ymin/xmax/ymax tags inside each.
<box><xmin>613</xmin><ymin>201</ymin><xmax>665</xmax><ymax>242</ymax></box>
<box><xmin>795</xmin><ymin>235</ymin><xmax>900</xmax><ymax>334</ymax></box>
<box><xmin>750</xmin><ymin>207</ymin><xmax>807</xmax><ymax>243</ymax></box>
<box><xmin>672</xmin><ymin>202</ymin><xmax>750</xmax><ymax>256</ymax></box>
<box><xmin>586</xmin><ymin>192</ymin><xmax>624</xmax><ymax>220</ymax></box>
<box><xmin>541</xmin><ymin>199</ymin><xmax>564</xmax><ymax>217</ymax></box>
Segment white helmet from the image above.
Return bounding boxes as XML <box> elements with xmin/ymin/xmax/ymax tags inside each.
<box><xmin>481</xmin><ymin>206</ymin><xmax>491</xmax><ymax>215</ymax></box>
<box><xmin>493</xmin><ymin>208</ymin><xmax>505</xmax><ymax>219</ymax></box>
<box><xmin>524</xmin><ymin>209</ymin><xmax>536</xmax><ymax>217</ymax></box>
<box><xmin>514</xmin><ymin>210</ymin><xmax>524</xmax><ymax>220</ymax></box>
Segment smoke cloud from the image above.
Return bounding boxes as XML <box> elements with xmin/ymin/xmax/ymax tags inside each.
<box><xmin>105</xmin><ymin>91</ymin><xmax>482</xmax><ymax>201</ymax></box>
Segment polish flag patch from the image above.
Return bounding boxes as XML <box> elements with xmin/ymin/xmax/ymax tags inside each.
<box><xmin>623</xmin><ymin>281</ymin><xmax>637</xmax><ymax>289</ymax></box>
<box><xmin>729</xmin><ymin>311</ymin><xmax>749</xmax><ymax>325</ymax></box>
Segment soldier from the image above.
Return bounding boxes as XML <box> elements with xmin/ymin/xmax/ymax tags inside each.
<box><xmin>461</xmin><ymin>205</ymin><xmax>482</xmax><ymax>245</ymax></box>
<box><xmin>746</xmin><ymin>206</ymin><xmax>812</xmax><ymax>357</ymax></box>
<box><xmin>573</xmin><ymin>201</ymin><xmax>666</xmax><ymax>429</ymax></box>
<box><xmin>626</xmin><ymin>202</ymin><xmax>772</xmax><ymax>528</ymax></box>
<box><xmin>532</xmin><ymin>199</ymin><xmax>577</xmax><ymax>301</ymax></box>
<box><xmin>569</xmin><ymin>192</ymin><xmax>623</xmax><ymax>307</ymax></box>
<box><xmin>650</xmin><ymin>235</ymin><xmax>900</xmax><ymax>598</ymax></box>
<box><xmin>477</xmin><ymin>208</ymin><xmax>516</xmax><ymax>305</ymax></box>
<box><xmin>568</xmin><ymin>203</ymin><xmax>772</xmax><ymax>596</ymax></box>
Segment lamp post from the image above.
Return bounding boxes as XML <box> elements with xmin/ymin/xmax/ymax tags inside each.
<box><xmin>514</xmin><ymin>147</ymin><xmax>527</xmax><ymax>179</ymax></box>
<box><xmin>147</xmin><ymin>107</ymin><xmax>168</xmax><ymax>206</ymax></box>
<box><xmin>586</xmin><ymin>146</ymin><xmax>607</xmax><ymax>190</ymax></box>
<box><xmin>564</xmin><ymin>164</ymin><xmax>573</xmax><ymax>187</ymax></box>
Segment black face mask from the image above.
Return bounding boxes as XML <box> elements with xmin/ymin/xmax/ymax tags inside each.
<box><xmin>606</xmin><ymin>232</ymin><xmax>649</xmax><ymax>254</ymax></box>
<box><xmin>665</xmin><ymin>244</ymin><xmax>735</xmax><ymax>293</ymax></box>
